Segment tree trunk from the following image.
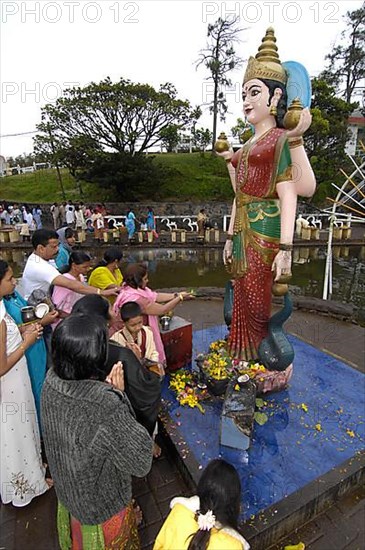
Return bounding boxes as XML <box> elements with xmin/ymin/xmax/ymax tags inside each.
<box><xmin>47</xmin><ymin>123</ymin><xmax>66</xmax><ymax>200</ymax></box>
<box><xmin>55</xmin><ymin>164</ymin><xmax>66</xmax><ymax>200</ymax></box>
<box><xmin>75</xmin><ymin>176</ymin><xmax>84</xmax><ymax>196</ymax></box>
<box><xmin>211</xmin><ymin>63</ymin><xmax>220</xmax><ymax>154</ymax></box>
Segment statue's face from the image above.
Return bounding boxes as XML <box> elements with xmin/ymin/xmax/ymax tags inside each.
<box><xmin>242</xmin><ymin>79</ymin><xmax>271</xmax><ymax>125</ymax></box>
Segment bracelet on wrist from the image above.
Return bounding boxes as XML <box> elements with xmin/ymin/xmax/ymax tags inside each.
<box><xmin>279</xmin><ymin>243</ymin><xmax>293</xmax><ymax>251</ymax></box>
<box><xmin>179</xmin><ymin>293</ymin><xmax>184</xmax><ymax>302</ymax></box>
<box><xmin>97</xmin><ymin>288</ymin><xmax>101</xmax><ymax>295</ymax></box>
<box><xmin>19</xmin><ymin>343</ymin><xmax>26</xmax><ymax>354</ymax></box>
<box><xmin>288</xmin><ymin>137</ymin><xmax>303</xmax><ymax>149</ymax></box>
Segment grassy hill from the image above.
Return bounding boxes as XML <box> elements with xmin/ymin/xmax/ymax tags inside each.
<box><xmin>154</xmin><ymin>153</ymin><xmax>233</xmax><ymax>200</ymax></box>
<box><xmin>0</xmin><ymin>153</ymin><xmax>234</xmax><ymax>203</ymax></box>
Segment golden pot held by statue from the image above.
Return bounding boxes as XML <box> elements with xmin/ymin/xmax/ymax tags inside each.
<box><xmin>283</xmin><ymin>98</ymin><xmax>303</xmax><ymax>130</ymax></box>
<box><xmin>272</xmin><ymin>282</ymin><xmax>289</xmax><ymax>296</ymax></box>
<box><xmin>214</xmin><ymin>132</ymin><xmax>230</xmax><ymax>152</ymax></box>
<box><xmin>276</xmin><ymin>273</ymin><xmax>292</xmax><ymax>284</ymax></box>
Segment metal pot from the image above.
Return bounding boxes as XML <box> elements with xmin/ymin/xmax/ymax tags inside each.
<box><xmin>21</xmin><ymin>306</ymin><xmax>36</xmax><ymax>323</ymax></box>
<box><xmin>160</xmin><ymin>316</ymin><xmax>171</xmax><ymax>331</ymax></box>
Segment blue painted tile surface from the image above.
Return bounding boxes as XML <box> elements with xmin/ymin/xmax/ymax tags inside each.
<box><xmin>161</xmin><ymin>325</ymin><xmax>365</xmax><ymax>519</ymax></box>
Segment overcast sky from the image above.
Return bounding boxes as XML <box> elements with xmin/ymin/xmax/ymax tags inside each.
<box><xmin>0</xmin><ymin>0</ymin><xmax>363</xmax><ymax>158</ymax></box>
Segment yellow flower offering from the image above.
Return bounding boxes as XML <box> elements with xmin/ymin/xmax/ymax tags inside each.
<box><xmin>169</xmin><ymin>369</ymin><xmax>206</xmax><ymax>413</ymax></box>
<box><xmin>284</xmin><ymin>543</ymin><xmax>305</xmax><ymax>550</ymax></box>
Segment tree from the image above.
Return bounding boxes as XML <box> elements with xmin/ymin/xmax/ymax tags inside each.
<box><xmin>304</xmin><ymin>78</ymin><xmax>355</xmax><ymax>204</ymax></box>
<box><xmin>34</xmin><ymin>78</ymin><xmax>193</xmax><ymax>156</ymax></box>
<box><xmin>189</xmin><ymin>105</ymin><xmax>203</xmax><ymax>135</ymax></box>
<box><xmin>321</xmin><ymin>5</ymin><xmax>365</xmax><ymax>103</ymax></box>
<box><xmin>33</xmin><ymin>117</ymin><xmax>67</xmax><ymax>199</ymax></box>
<box><xmin>13</xmin><ymin>153</ymin><xmax>36</xmax><ymax>167</ymax></box>
<box><xmin>79</xmin><ymin>152</ymin><xmax>169</xmax><ymax>200</ymax></box>
<box><xmin>196</xmin><ymin>17</ymin><xmax>244</xmax><ymax>152</ymax></box>
<box><xmin>34</xmin><ymin>131</ymin><xmax>101</xmax><ymax>179</ymax></box>
<box><xmin>192</xmin><ymin>128</ymin><xmax>213</xmax><ymax>155</ymax></box>
<box><xmin>231</xmin><ymin>118</ymin><xmax>254</xmax><ymax>144</ymax></box>
<box><xmin>159</xmin><ymin>125</ymin><xmax>180</xmax><ymax>152</ymax></box>
<box><xmin>6</xmin><ymin>156</ymin><xmax>15</xmax><ymax>167</ymax></box>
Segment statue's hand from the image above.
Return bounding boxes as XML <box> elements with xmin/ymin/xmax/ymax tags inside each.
<box><xmin>215</xmin><ymin>148</ymin><xmax>234</xmax><ymax>162</ymax></box>
<box><xmin>286</xmin><ymin>107</ymin><xmax>312</xmax><ymax>138</ymax></box>
<box><xmin>223</xmin><ymin>239</ymin><xmax>233</xmax><ymax>265</ymax></box>
<box><xmin>272</xmin><ymin>250</ymin><xmax>292</xmax><ymax>282</ymax></box>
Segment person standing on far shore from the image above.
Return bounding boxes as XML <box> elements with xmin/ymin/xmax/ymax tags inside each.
<box><xmin>50</xmin><ymin>203</ymin><xmax>60</xmax><ymax>230</ymax></box>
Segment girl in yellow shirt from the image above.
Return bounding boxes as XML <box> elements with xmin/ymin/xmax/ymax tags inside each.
<box><xmin>154</xmin><ymin>459</ymin><xmax>250</xmax><ymax>550</ymax></box>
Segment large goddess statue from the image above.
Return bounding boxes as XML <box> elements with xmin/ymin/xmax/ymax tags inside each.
<box><xmin>220</xmin><ymin>28</ymin><xmax>316</xmax><ymax>373</ymax></box>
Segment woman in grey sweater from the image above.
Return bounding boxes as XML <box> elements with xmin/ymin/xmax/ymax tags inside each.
<box><xmin>41</xmin><ymin>314</ymin><xmax>153</xmax><ymax>549</ymax></box>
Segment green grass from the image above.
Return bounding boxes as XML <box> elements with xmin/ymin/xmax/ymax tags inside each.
<box><xmin>0</xmin><ymin>169</ymin><xmax>119</xmax><ymax>203</ymax></box>
<box><xmin>153</xmin><ymin>153</ymin><xmax>233</xmax><ymax>200</ymax></box>
<box><xmin>0</xmin><ymin>153</ymin><xmax>233</xmax><ymax>203</ymax></box>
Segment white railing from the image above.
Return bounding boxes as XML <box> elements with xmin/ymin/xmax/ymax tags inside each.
<box><xmin>105</xmin><ymin>215</ymin><xmax>199</xmax><ymax>232</ymax></box>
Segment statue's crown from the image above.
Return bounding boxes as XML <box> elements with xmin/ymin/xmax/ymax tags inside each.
<box><xmin>243</xmin><ymin>27</ymin><xmax>287</xmax><ymax>85</ymax></box>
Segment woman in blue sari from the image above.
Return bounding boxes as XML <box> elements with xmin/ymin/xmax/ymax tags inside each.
<box><xmin>125</xmin><ymin>209</ymin><xmax>136</xmax><ymax>241</ymax></box>
<box><xmin>4</xmin><ymin>291</ymin><xmax>58</xmax><ymax>429</ymax></box>
<box><xmin>146</xmin><ymin>207</ymin><xmax>156</xmax><ymax>231</ymax></box>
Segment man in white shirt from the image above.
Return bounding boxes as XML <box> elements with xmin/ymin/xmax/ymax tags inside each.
<box><xmin>65</xmin><ymin>207</ymin><xmax>75</xmax><ymax>227</ymax></box>
<box><xmin>22</xmin><ymin>229</ymin><xmax>117</xmax><ymax>301</ymax></box>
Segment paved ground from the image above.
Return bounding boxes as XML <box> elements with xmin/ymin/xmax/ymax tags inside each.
<box><xmin>0</xmin><ymin>299</ymin><xmax>364</xmax><ymax>550</ymax></box>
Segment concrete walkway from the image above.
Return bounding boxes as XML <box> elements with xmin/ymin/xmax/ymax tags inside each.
<box><xmin>0</xmin><ymin>298</ymin><xmax>364</xmax><ymax>550</ymax></box>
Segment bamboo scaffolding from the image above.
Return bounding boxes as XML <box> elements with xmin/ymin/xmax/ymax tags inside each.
<box><xmin>340</xmin><ymin>168</ymin><xmax>365</xmax><ymax>200</ymax></box>
<box><xmin>326</xmin><ymin>197</ymin><xmax>365</xmax><ymax>217</ymax></box>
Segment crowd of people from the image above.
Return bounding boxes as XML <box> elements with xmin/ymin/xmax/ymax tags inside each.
<box><xmin>1</xmin><ymin>202</ymin><xmax>218</xmax><ymax>246</ymax></box>
<box><xmin>1</xmin><ymin>228</ymin><xmax>251</xmax><ymax>549</ymax></box>
<box><xmin>0</xmin><ymin>202</ymin><xmax>43</xmax><ymax>240</ymax></box>
<box><xmin>49</xmin><ymin>202</ymin><xmax>158</xmax><ymax>243</ymax></box>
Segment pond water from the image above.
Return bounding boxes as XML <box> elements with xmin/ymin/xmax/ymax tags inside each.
<box><xmin>2</xmin><ymin>245</ymin><xmax>365</xmax><ymax>309</ymax></box>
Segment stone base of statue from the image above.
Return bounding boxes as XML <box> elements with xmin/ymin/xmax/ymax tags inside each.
<box><xmin>220</xmin><ymin>378</ymin><xmax>256</xmax><ymax>451</ymax></box>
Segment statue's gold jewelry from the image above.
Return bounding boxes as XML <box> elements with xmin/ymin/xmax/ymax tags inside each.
<box><xmin>288</xmin><ymin>137</ymin><xmax>304</xmax><ymax>149</ymax></box>
<box><xmin>270</xmin><ymin>105</ymin><xmax>277</xmax><ymax>116</ymax></box>
<box><xmin>243</xmin><ymin>27</ymin><xmax>287</xmax><ymax>85</ymax></box>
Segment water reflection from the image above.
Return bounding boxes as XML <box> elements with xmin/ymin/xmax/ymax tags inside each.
<box><xmin>1</xmin><ymin>246</ymin><xmax>364</xmax><ymax>308</ymax></box>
